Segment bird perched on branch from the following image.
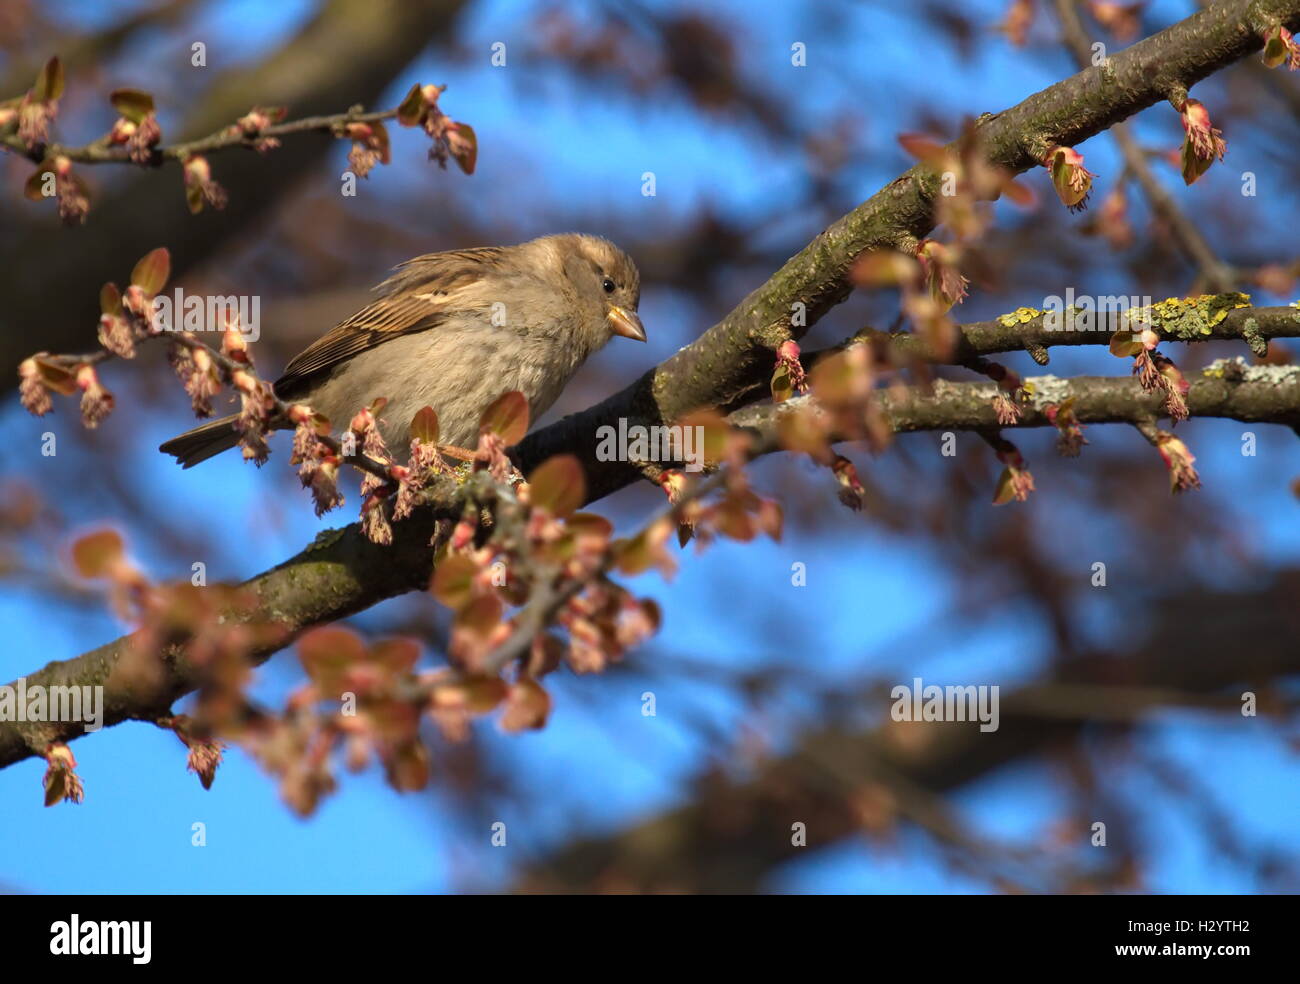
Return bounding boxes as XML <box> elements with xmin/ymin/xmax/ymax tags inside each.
<box><xmin>160</xmin><ymin>233</ymin><xmax>645</xmax><ymax>467</ymax></box>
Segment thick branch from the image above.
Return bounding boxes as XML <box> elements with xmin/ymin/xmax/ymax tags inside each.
<box><xmin>1054</xmin><ymin>0</ymin><xmax>1238</xmax><ymax>291</ymax></box>
<box><xmin>729</xmin><ymin>367</ymin><xmax>1300</xmax><ymax>437</ymax></box>
<box><xmin>847</xmin><ymin>304</ymin><xmax>1300</xmax><ymax>368</ymax></box>
<box><xmin>4</xmin><ymin>0</ymin><xmax>1297</xmax><ymax>768</ymax></box>
<box><xmin>5</xmin><ymin>361</ymin><xmax>1296</xmax><ymax>767</ymax></box>
<box><xmin>515</xmin><ymin>0</ymin><xmax>1300</xmax><ymax>499</ymax></box>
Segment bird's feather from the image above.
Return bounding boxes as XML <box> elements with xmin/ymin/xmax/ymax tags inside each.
<box><xmin>274</xmin><ymin>246</ymin><xmax>511</xmax><ymax>396</ymax></box>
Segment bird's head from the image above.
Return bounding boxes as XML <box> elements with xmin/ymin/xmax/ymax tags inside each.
<box><xmin>554</xmin><ymin>233</ymin><xmax>645</xmax><ymax>345</ymax></box>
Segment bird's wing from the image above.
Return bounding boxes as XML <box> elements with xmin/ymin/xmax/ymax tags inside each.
<box><xmin>274</xmin><ymin>246</ymin><xmax>511</xmax><ymax>395</ymax></box>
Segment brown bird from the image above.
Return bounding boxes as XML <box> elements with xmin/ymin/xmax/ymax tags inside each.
<box><xmin>160</xmin><ymin>233</ymin><xmax>644</xmax><ymax>467</ymax></box>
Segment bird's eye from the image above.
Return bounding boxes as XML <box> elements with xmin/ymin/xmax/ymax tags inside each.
<box><xmin>602</xmin><ymin>277</ymin><xmax>616</xmax><ymax>294</ymax></box>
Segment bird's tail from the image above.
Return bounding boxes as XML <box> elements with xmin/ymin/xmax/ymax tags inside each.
<box><xmin>159</xmin><ymin>414</ymin><xmax>242</xmax><ymax>468</ymax></box>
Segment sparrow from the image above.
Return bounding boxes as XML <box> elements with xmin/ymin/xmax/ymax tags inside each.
<box><xmin>159</xmin><ymin>233</ymin><xmax>644</xmax><ymax>467</ymax></box>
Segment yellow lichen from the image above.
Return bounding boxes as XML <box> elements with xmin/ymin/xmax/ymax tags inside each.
<box><xmin>999</xmin><ymin>306</ymin><xmax>1043</xmax><ymax>327</ymax></box>
<box><xmin>1123</xmin><ymin>293</ymin><xmax>1251</xmax><ymax>339</ymax></box>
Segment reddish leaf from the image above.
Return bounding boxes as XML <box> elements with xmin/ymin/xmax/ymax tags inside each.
<box><xmin>897</xmin><ymin>133</ymin><xmax>949</xmax><ymax>170</ymax></box>
<box><xmin>479</xmin><ymin>391</ymin><xmax>529</xmax><ymax>444</ymax></box>
<box><xmin>527</xmin><ymin>454</ymin><xmax>585</xmax><ymax>518</ymax></box>
<box><xmin>714</xmin><ymin>492</ymin><xmax>759</xmax><ymax>541</ymax></box>
<box><xmin>640</xmin><ymin>598</ymin><xmax>663</xmax><ymax>633</ymax></box>
<box><xmin>850</xmin><ymin>250</ymin><xmax>918</xmax><ymax>288</ymax></box>
<box><xmin>447</xmin><ymin>122</ymin><xmax>477</xmax><ymax>175</ymax></box>
<box><xmin>613</xmin><ymin>518</ymin><xmax>676</xmax><ymax>578</ymax></box>
<box><xmin>298</xmin><ymin>625</ymin><xmax>367</xmax><ymax>693</ymax></box>
<box><xmin>384</xmin><ymin>741</ymin><xmax>431</xmax><ymax>792</ymax></box>
<box><xmin>434</xmin><ymin>675</ymin><xmax>509</xmax><ymax>714</ymax></box>
<box><xmin>501</xmin><ymin>678</ymin><xmax>551</xmax><ymax>732</ymax></box>
<box><xmin>999</xmin><ymin>176</ymin><xmax>1037</xmax><ymax>208</ymax></box>
<box><xmin>43</xmin><ymin>744</ymin><xmax>82</xmax><ymax>807</ymax></box>
<box><xmin>410</xmin><ymin>406</ymin><xmax>440</xmax><ymax>445</ymax></box>
<box><xmin>776</xmin><ymin>403</ymin><xmax>830</xmax><ymax>459</ymax></box>
<box><xmin>23</xmin><ymin>163</ymin><xmax>54</xmax><ymax>201</ymax></box>
<box><xmin>71</xmin><ymin>529</ymin><xmax>124</xmax><ymax>578</ymax></box>
<box><xmin>566</xmin><ymin>512</ymin><xmax>613</xmax><ymax>549</ymax></box>
<box><xmin>369</xmin><ymin>637</ymin><xmax>420</xmax><ymax>675</ymax></box>
<box><xmin>370</xmin><ymin>119</ymin><xmax>392</xmax><ymax>162</ymax></box>
<box><xmin>454</xmin><ymin>593</ymin><xmax>503</xmax><ymax>636</ymax></box>
<box><xmin>431</xmin><ymin>554</ymin><xmax>480</xmax><ymax>610</ymax></box>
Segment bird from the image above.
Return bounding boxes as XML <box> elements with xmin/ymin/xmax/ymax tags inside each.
<box><xmin>159</xmin><ymin>233</ymin><xmax>644</xmax><ymax>468</ymax></box>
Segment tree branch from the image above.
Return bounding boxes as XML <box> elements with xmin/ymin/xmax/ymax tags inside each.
<box><xmin>1053</xmin><ymin>0</ymin><xmax>1238</xmax><ymax>291</ymax></box>
<box><xmin>1</xmin><ymin>107</ymin><xmax>401</xmax><ymax>165</ymax></box>
<box><xmin>513</xmin><ymin>571</ymin><xmax>1300</xmax><ymax>893</ymax></box>
<box><xmin>729</xmin><ymin>365</ymin><xmax>1300</xmax><ymax>438</ymax></box>
<box><xmin>0</xmin><ymin>0</ymin><xmax>470</xmax><ymax>386</ymax></box>
<box><xmin>4</xmin><ymin>0</ymin><xmax>1297</xmax><ymax>769</ymax></box>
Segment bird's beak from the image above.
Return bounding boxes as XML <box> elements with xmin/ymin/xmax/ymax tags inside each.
<box><xmin>607</xmin><ymin>305</ymin><xmax>646</xmax><ymax>342</ymax></box>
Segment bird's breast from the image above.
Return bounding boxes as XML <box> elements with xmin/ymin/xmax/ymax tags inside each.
<box><xmin>301</xmin><ymin>317</ymin><xmax>589</xmax><ymax>455</ymax></box>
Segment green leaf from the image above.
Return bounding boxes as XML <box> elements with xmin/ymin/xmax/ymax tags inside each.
<box><xmin>99</xmin><ymin>282</ymin><xmax>121</xmax><ymax>316</ymax></box>
<box><xmin>771</xmin><ymin>364</ymin><xmax>793</xmax><ymax>403</ymax></box>
<box><xmin>1049</xmin><ymin>150</ymin><xmax>1091</xmax><ymax>208</ymax></box>
<box><xmin>33</xmin><ymin>57</ymin><xmax>63</xmax><ymax>101</ymax></box>
<box><xmin>992</xmin><ymin>467</ymin><xmax>1017</xmax><ymax>505</ymax></box>
<box><xmin>1262</xmin><ymin>31</ymin><xmax>1288</xmax><ymax>69</ymax></box>
<box><xmin>130</xmin><ymin>247</ymin><xmax>170</xmax><ymax>295</ymax></box>
<box><xmin>1180</xmin><ymin>138</ymin><xmax>1213</xmax><ymax>186</ymax></box>
<box><xmin>676</xmin><ymin>410</ymin><xmax>729</xmax><ymax>467</ymax></box>
<box><xmin>1108</xmin><ymin>330</ymin><xmax>1143</xmax><ymax>358</ymax></box>
<box><xmin>31</xmin><ymin>355</ymin><xmax>78</xmax><ymax>395</ymax></box>
<box><xmin>109</xmin><ymin>88</ymin><xmax>154</xmax><ymax>124</ymax></box>
<box><xmin>396</xmin><ymin>84</ymin><xmax>425</xmax><ymax>126</ymax></box>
